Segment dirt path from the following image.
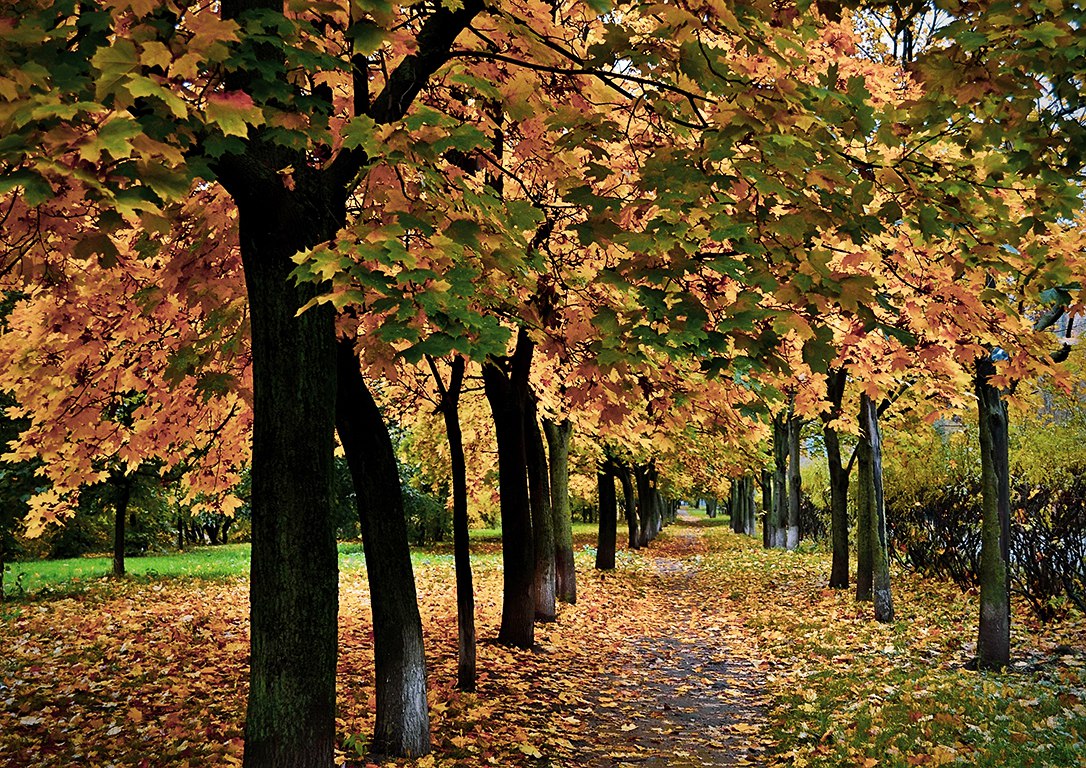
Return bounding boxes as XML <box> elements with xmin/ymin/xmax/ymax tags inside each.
<box><xmin>554</xmin><ymin>517</ymin><xmax>771</xmax><ymax>767</ymax></box>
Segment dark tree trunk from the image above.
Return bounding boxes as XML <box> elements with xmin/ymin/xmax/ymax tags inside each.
<box><xmin>596</xmin><ymin>467</ymin><xmax>617</xmax><ymax>570</ymax></box>
<box><xmin>855</xmin><ymin>415</ymin><xmax>874</xmax><ymax>602</ymax></box>
<box><xmin>222</xmin><ymin>517</ymin><xmax>232</xmax><ymax>544</ymax></box>
<box><xmin>336</xmin><ymin>341</ymin><xmax>430</xmax><ymax>756</ymax></box>
<box><xmin>786</xmin><ymin>411</ymin><xmax>802</xmax><ymax>550</ymax></box>
<box><xmin>706</xmin><ymin>497</ymin><xmax>717</xmax><ymax>519</ymax></box>
<box><xmin>975</xmin><ymin>357</ymin><xmax>1011</xmax><ymax>670</ymax></box>
<box><xmin>769</xmin><ymin>415</ymin><xmax>788</xmax><ymax>548</ymax></box>
<box><xmin>760</xmin><ymin>470</ymin><xmax>772</xmax><ymax>547</ymax></box>
<box><xmin>823</xmin><ymin>368</ymin><xmax>850</xmax><ymax>589</ymax></box>
<box><xmin>617</xmin><ymin>463</ymin><xmax>639</xmax><ymax>550</ymax></box>
<box><xmin>635</xmin><ymin>463</ymin><xmax>655</xmax><ymax>547</ymax></box>
<box><xmin>525</xmin><ymin>399</ymin><xmax>556</xmax><ymax>622</ymax></box>
<box><xmin>427</xmin><ymin>355</ymin><xmax>476</xmax><ymax>691</ymax></box>
<box><xmin>176</xmin><ymin>514</ymin><xmax>185</xmax><ymax>551</ymax></box>
<box><xmin>860</xmin><ymin>394</ymin><xmax>894</xmax><ymax>623</ymax></box>
<box><xmin>236</xmin><ymin>209</ymin><xmax>339</xmax><ymax>768</ymax></box>
<box><xmin>111</xmin><ymin>474</ymin><xmax>131</xmax><ymax>577</ymax></box>
<box><xmin>482</xmin><ymin>329</ymin><xmax>535</xmax><ymax>649</ymax></box>
<box><xmin>543</xmin><ymin>418</ymin><xmax>576</xmax><ymax>605</ymax></box>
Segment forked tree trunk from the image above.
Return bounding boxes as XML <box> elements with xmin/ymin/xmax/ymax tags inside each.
<box><xmin>427</xmin><ymin>355</ymin><xmax>476</xmax><ymax>691</ymax></box>
<box><xmin>543</xmin><ymin>418</ymin><xmax>576</xmax><ymax>605</ymax></box>
<box><xmin>823</xmin><ymin>368</ymin><xmax>850</xmax><ymax>589</ymax></box>
<box><xmin>525</xmin><ymin>399</ymin><xmax>556</xmax><ymax>622</ymax></box>
<box><xmin>975</xmin><ymin>357</ymin><xmax>1011</xmax><ymax>669</ymax></box>
<box><xmin>336</xmin><ymin>341</ymin><xmax>430</xmax><ymax>756</ymax></box>
<box><xmin>482</xmin><ymin>330</ymin><xmax>535</xmax><ymax>649</ymax></box>
<box><xmin>111</xmin><ymin>473</ymin><xmax>131</xmax><ymax>578</ymax></box>
<box><xmin>617</xmin><ymin>463</ymin><xmax>640</xmax><ymax>550</ymax></box>
<box><xmin>596</xmin><ymin>467</ymin><xmax>617</xmax><ymax>570</ymax></box>
<box><xmin>786</xmin><ymin>412</ymin><xmax>802</xmax><ymax>550</ymax></box>
<box><xmin>860</xmin><ymin>394</ymin><xmax>894</xmax><ymax>623</ymax></box>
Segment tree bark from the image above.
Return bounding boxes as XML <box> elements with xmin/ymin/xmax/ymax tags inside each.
<box><xmin>236</xmin><ymin>208</ymin><xmax>340</xmax><ymax>768</ymax></box>
<box><xmin>635</xmin><ymin>463</ymin><xmax>655</xmax><ymax>547</ymax></box>
<box><xmin>617</xmin><ymin>462</ymin><xmax>639</xmax><ymax>550</ymax></box>
<box><xmin>482</xmin><ymin>329</ymin><xmax>535</xmax><ymax>648</ymax></box>
<box><xmin>426</xmin><ymin>355</ymin><xmax>475</xmax><ymax>691</ymax></box>
<box><xmin>855</xmin><ymin>414</ymin><xmax>874</xmax><ymax>603</ymax></box>
<box><xmin>769</xmin><ymin>415</ymin><xmax>788</xmax><ymax>548</ymax></box>
<box><xmin>111</xmin><ymin>473</ymin><xmax>131</xmax><ymax>578</ymax></box>
<box><xmin>543</xmin><ymin>418</ymin><xmax>576</xmax><ymax>605</ymax></box>
<box><xmin>823</xmin><ymin>368</ymin><xmax>850</xmax><ymax>589</ymax></box>
<box><xmin>760</xmin><ymin>470</ymin><xmax>772</xmax><ymax>547</ymax></box>
<box><xmin>336</xmin><ymin>340</ymin><xmax>430</xmax><ymax>757</ymax></box>
<box><xmin>596</xmin><ymin>467</ymin><xmax>617</xmax><ymax>570</ymax></box>
<box><xmin>975</xmin><ymin>356</ymin><xmax>1011</xmax><ymax>669</ymax></box>
<box><xmin>860</xmin><ymin>394</ymin><xmax>894</xmax><ymax>623</ymax></box>
<box><xmin>786</xmin><ymin>411</ymin><xmax>802</xmax><ymax>550</ymax></box>
<box><xmin>525</xmin><ymin>398</ymin><xmax>556</xmax><ymax>622</ymax></box>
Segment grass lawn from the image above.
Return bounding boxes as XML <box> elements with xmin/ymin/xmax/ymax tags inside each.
<box><xmin>1</xmin><ymin>521</ymin><xmax>603</xmax><ymax>598</ymax></box>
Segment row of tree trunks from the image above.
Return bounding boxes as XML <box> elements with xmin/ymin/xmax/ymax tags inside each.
<box><xmin>729</xmin><ymin>475</ymin><xmax>757</xmax><ymax>536</ymax></box>
<box><xmin>596</xmin><ymin>458</ymin><xmax>673</xmax><ymax>570</ymax></box>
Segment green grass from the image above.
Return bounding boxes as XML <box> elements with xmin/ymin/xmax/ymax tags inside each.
<box><xmin>2</xmin><ymin>524</ymin><xmax>607</xmax><ymax>599</ymax></box>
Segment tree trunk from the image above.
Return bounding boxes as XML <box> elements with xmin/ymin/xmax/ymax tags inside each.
<box><xmin>238</xmin><ymin>216</ymin><xmax>339</xmax><ymax>768</ymax></box>
<box><xmin>596</xmin><ymin>467</ymin><xmax>617</xmax><ymax>570</ymax></box>
<box><xmin>745</xmin><ymin>476</ymin><xmax>758</xmax><ymax>535</ymax></box>
<box><xmin>617</xmin><ymin>463</ymin><xmax>639</xmax><ymax>550</ymax></box>
<box><xmin>634</xmin><ymin>462</ymin><xmax>647</xmax><ymax>547</ymax></box>
<box><xmin>427</xmin><ymin>355</ymin><xmax>475</xmax><ymax>691</ymax></box>
<box><xmin>975</xmin><ymin>356</ymin><xmax>1011</xmax><ymax>670</ymax></box>
<box><xmin>760</xmin><ymin>470</ymin><xmax>772</xmax><ymax>547</ymax></box>
<box><xmin>769</xmin><ymin>415</ymin><xmax>788</xmax><ymax>548</ymax></box>
<box><xmin>823</xmin><ymin>368</ymin><xmax>850</xmax><ymax>589</ymax></box>
<box><xmin>481</xmin><ymin>329</ymin><xmax>535</xmax><ymax>649</ymax></box>
<box><xmin>543</xmin><ymin>418</ymin><xmax>576</xmax><ymax>605</ymax></box>
<box><xmin>855</xmin><ymin>415</ymin><xmax>873</xmax><ymax>603</ymax></box>
<box><xmin>786</xmin><ymin>411</ymin><xmax>802</xmax><ymax>550</ymax></box>
<box><xmin>525</xmin><ymin>399</ymin><xmax>556</xmax><ymax>622</ymax></box>
<box><xmin>336</xmin><ymin>341</ymin><xmax>430</xmax><ymax>757</ymax></box>
<box><xmin>111</xmin><ymin>473</ymin><xmax>131</xmax><ymax>578</ymax></box>
<box><xmin>860</xmin><ymin>394</ymin><xmax>894</xmax><ymax>623</ymax></box>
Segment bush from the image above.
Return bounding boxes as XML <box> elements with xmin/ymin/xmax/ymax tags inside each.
<box><xmin>404</xmin><ymin>487</ymin><xmax>451</xmax><ymax>546</ymax></box>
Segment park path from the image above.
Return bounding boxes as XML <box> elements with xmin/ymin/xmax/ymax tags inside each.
<box><xmin>531</xmin><ymin>515</ymin><xmax>773</xmax><ymax>767</ymax></box>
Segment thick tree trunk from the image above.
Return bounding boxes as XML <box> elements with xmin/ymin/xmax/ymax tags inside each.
<box><xmin>543</xmin><ymin>418</ymin><xmax>576</xmax><ymax>605</ymax></box>
<box><xmin>975</xmin><ymin>357</ymin><xmax>1011</xmax><ymax>670</ymax></box>
<box><xmin>525</xmin><ymin>400</ymin><xmax>556</xmax><ymax>622</ymax></box>
<box><xmin>112</xmin><ymin>473</ymin><xmax>131</xmax><ymax>578</ymax></box>
<box><xmin>482</xmin><ymin>330</ymin><xmax>535</xmax><ymax>649</ymax></box>
<box><xmin>335</xmin><ymin>341</ymin><xmax>430</xmax><ymax>757</ymax></box>
<box><xmin>786</xmin><ymin>412</ymin><xmax>802</xmax><ymax>550</ymax></box>
<box><xmin>427</xmin><ymin>355</ymin><xmax>475</xmax><ymax>691</ymax></box>
<box><xmin>706</xmin><ymin>497</ymin><xmax>718</xmax><ymax>519</ymax></box>
<box><xmin>823</xmin><ymin>368</ymin><xmax>850</xmax><ymax>589</ymax></box>
<box><xmin>860</xmin><ymin>394</ymin><xmax>894</xmax><ymax>623</ymax></box>
<box><xmin>617</xmin><ymin>463</ymin><xmax>639</xmax><ymax>550</ymax></box>
<box><xmin>596</xmin><ymin>467</ymin><xmax>617</xmax><ymax>570</ymax></box>
<box><xmin>238</xmin><ymin>220</ymin><xmax>339</xmax><ymax>768</ymax></box>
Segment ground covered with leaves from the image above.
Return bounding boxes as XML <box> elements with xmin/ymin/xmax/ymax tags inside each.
<box><xmin>1</xmin><ymin>517</ymin><xmax>1084</xmax><ymax>767</ymax></box>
